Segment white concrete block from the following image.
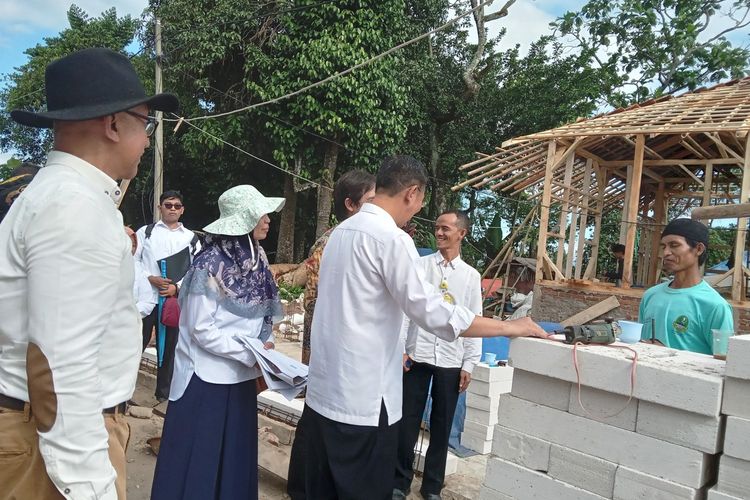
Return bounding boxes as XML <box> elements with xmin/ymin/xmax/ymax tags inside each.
<box><xmin>492</xmin><ymin>426</ymin><xmax>551</xmax><ymax>472</ymax></box>
<box><xmin>510</xmin><ymin>370</ymin><xmax>571</xmax><ymax>411</ymax></box>
<box><xmin>461</xmin><ymin>431</ymin><xmax>492</xmax><ymax>454</ymax></box>
<box><xmin>464</xmin><ymin>419</ymin><xmax>494</xmax><ymax>440</ymax></box>
<box><xmin>483</xmin><ymin>457</ymin><xmax>608</xmax><ymax>500</ymax></box>
<box><xmin>717</xmin><ymin>455</ymin><xmax>750</xmax><ymax>498</ymax></box>
<box><xmin>722</xmin><ymin>377</ymin><xmax>750</xmax><ymax>419</ymax></box>
<box><xmin>467</xmin><ymin>406</ymin><xmax>498</xmax><ymax>426</ymax></box>
<box><xmin>726</xmin><ymin>334</ymin><xmax>750</xmax><ymax>380</ymax></box>
<box><xmin>569</xmin><ymin>385</ymin><xmax>638</xmax><ymax>431</ymax></box>
<box><xmin>636</xmin><ymin>400</ymin><xmax>724</xmax><ymax>453</ymax></box>
<box><xmin>613</xmin><ymin>466</ymin><xmax>706</xmax><ymax>500</ymax></box>
<box><xmin>498</xmin><ymin>394</ymin><xmax>715</xmax><ymax>488</ymax></box>
<box><xmin>469</xmin><ymin>379</ymin><xmax>513</xmax><ymax>397</ymax></box>
<box><xmin>548</xmin><ymin>445</ymin><xmax>617</xmax><ymax>498</ymax></box>
<box><xmin>478</xmin><ymin>485</ymin><xmax>514</xmax><ymax>500</ymax></box>
<box><xmin>707</xmin><ymin>487</ymin><xmax>744</xmax><ymax>500</ymax></box>
<box><xmin>467</xmin><ymin>392</ymin><xmax>501</xmax><ymax>412</ymax></box>
<box><xmin>473</xmin><ymin>364</ymin><xmax>515</xmax><ymax>383</ymax></box>
<box><xmin>509</xmin><ymin>338</ymin><xmax>726</xmax><ymax>416</ymax></box>
<box><xmin>413</xmin><ymin>449</ymin><xmax>458</xmax><ymax>476</ymax></box>
<box><xmin>725</xmin><ymin>416</ymin><xmax>750</xmax><ymax>461</ymax></box>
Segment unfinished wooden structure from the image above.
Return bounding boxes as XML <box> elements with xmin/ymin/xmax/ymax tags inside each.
<box><xmin>455</xmin><ymin>78</ymin><xmax>750</xmax><ymax>302</ymax></box>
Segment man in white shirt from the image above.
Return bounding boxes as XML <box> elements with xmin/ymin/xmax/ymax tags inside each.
<box><xmin>125</xmin><ymin>226</ymin><xmax>157</xmax><ymax>318</ymax></box>
<box><xmin>135</xmin><ymin>190</ymin><xmax>199</xmax><ymax>401</ymax></box>
<box><xmin>0</xmin><ymin>48</ymin><xmax>177</xmax><ymax>500</ymax></box>
<box><xmin>289</xmin><ymin>155</ymin><xmax>547</xmax><ymax>500</ymax></box>
<box><xmin>394</xmin><ymin>210</ymin><xmax>482</xmax><ymax>500</ymax></box>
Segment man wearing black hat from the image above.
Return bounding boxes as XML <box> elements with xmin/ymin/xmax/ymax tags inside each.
<box><xmin>0</xmin><ymin>48</ymin><xmax>178</xmax><ymax>499</ymax></box>
<box><xmin>638</xmin><ymin>218</ymin><xmax>734</xmax><ymax>354</ymax></box>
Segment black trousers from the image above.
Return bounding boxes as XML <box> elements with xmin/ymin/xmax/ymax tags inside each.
<box><xmin>288</xmin><ymin>402</ymin><xmax>398</xmax><ymax>500</ymax></box>
<box><xmin>143</xmin><ymin>307</ymin><xmax>179</xmax><ymax>400</ymax></box>
<box><xmin>394</xmin><ymin>362</ymin><xmax>461</xmax><ymax>496</ymax></box>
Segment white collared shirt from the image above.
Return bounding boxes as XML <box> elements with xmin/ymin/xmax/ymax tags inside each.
<box><xmin>134</xmin><ymin>219</ymin><xmax>198</xmax><ymax>297</ymax></box>
<box><xmin>0</xmin><ymin>151</ymin><xmax>141</xmax><ymax>500</ymax></box>
<box><xmin>305</xmin><ymin>203</ymin><xmax>476</xmax><ymax>427</ymax></box>
<box><xmin>403</xmin><ymin>252</ymin><xmax>482</xmax><ymax>372</ymax></box>
<box><xmin>133</xmin><ymin>259</ymin><xmax>157</xmax><ymax>318</ymax></box>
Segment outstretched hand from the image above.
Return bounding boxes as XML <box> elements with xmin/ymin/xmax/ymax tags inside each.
<box><xmin>508</xmin><ymin>317</ymin><xmax>550</xmax><ymax>339</ymax></box>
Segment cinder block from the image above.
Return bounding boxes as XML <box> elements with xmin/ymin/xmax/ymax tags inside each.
<box><xmin>511</xmin><ymin>370</ymin><xmax>571</xmax><ymax>411</ymax></box>
<box><xmin>726</xmin><ymin>335</ymin><xmax>750</xmax><ymax>380</ymax></box>
<box><xmin>469</xmin><ymin>379</ymin><xmax>513</xmax><ymax>397</ymax></box>
<box><xmin>722</xmin><ymin>377</ymin><xmax>750</xmax><ymax>419</ymax></box>
<box><xmin>413</xmin><ymin>449</ymin><xmax>457</xmax><ymax>476</ymax></box>
<box><xmin>569</xmin><ymin>385</ymin><xmax>638</xmax><ymax>431</ymax></box>
<box><xmin>467</xmin><ymin>406</ymin><xmax>498</xmax><ymax>426</ymax></box>
<box><xmin>461</xmin><ymin>431</ymin><xmax>492</xmax><ymax>454</ymax></box>
<box><xmin>483</xmin><ymin>457</ymin><xmax>608</xmax><ymax>500</ymax></box>
<box><xmin>258</xmin><ymin>413</ymin><xmax>296</xmax><ymax>445</ymax></box>
<box><xmin>707</xmin><ymin>487</ymin><xmax>744</xmax><ymax>500</ymax></box>
<box><xmin>548</xmin><ymin>445</ymin><xmax>617</xmax><ymax>498</ymax></box>
<box><xmin>498</xmin><ymin>394</ymin><xmax>715</xmax><ymax>488</ymax></box>
<box><xmin>717</xmin><ymin>455</ymin><xmax>750</xmax><ymax>498</ymax></box>
<box><xmin>509</xmin><ymin>338</ymin><xmax>725</xmax><ymax>416</ymax></box>
<box><xmin>467</xmin><ymin>392</ymin><xmax>500</xmax><ymax>412</ymax></box>
<box><xmin>492</xmin><ymin>426</ymin><xmax>551</xmax><ymax>472</ymax></box>
<box><xmin>613</xmin><ymin>466</ymin><xmax>706</xmax><ymax>500</ymax></box>
<box><xmin>478</xmin><ymin>486</ymin><xmax>514</xmax><ymax>500</ymax></box>
<box><xmin>636</xmin><ymin>401</ymin><xmax>724</xmax><ymax>453</ymax></box>
<box><xmin>724</xmin><ymin>416</ymin><xmax>750</xmax><ymax>461</ymax></box>
<box><xmin>464</xmin><ymin>419</ymin><xmax>494</xmax><ymax>440</ymax></box>
<box><xmin>473</xmin><ymin>364</ymin><xmax>515</xmax><ymax>383</ymax></box>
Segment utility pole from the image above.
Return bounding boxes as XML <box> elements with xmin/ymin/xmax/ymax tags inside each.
<box><xmin>153</xmin><ymin>16</ymin><xmax>164</xmax><ymax>223</ymax></box>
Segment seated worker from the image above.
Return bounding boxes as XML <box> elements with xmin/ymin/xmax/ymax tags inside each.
<box><xmin>508</xmin><ymin>266</ymin><xmax>534</xmax><ymax>320</ymax></box>
<box><xmin>605</xmin><ymin>243</ymin><xmax>625</xmax><ymax>283</ymax></box>
<box><xmin>639</xmin><ymin>219</ymin><xmax>734</xmax><ymax>354</ymax></box>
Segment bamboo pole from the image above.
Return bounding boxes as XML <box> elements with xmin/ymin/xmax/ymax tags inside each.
<box><xmin>535</xmin><ymin>141</ymin><xmax>557</xmax><ymax>283</ymax></box>
<box><xmin>622</xmin><ymin>134</ymin><xmax>646</xmax><ymax>288</ymax></box>
<box><xmin>732</xmin><ymin>134</ymin><xmax>750</xmax><ymax>301</ymax></box>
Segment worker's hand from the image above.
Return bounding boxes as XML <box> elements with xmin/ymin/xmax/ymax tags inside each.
<box><xmin>159</xmin><ymin>283</ymin><xmax>177</xmax><ymax>297</ymax></box>
<box><xmin>263</xmin><ymin>342</ymin><xmax>275</xmax><ymax>350</ymax></box>
<box><xmin>149</xmin><ymin>276</ymin><xmax>172</xmax><ymax>289</ymax></box>
<box><xmin>403</xmin><ymin>354</ymin><xmax>413</xmax><ymax>372</ymax></box>
<box><xmin>459</xmin><ymin>370</ymin><xmax>471</xmax><ymax>393</ymax></box>
<box><xmin>256</xmin><ymin>377</ymin><xmax>268</xmax><ymax>395</ymax></box>
<box><xmin>507</xmin><ymin>317</ymin><xmax>550</xmax><ymax>339</ymax></box>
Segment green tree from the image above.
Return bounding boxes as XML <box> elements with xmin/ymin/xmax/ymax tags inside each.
<box><xmin>554</xmin><ymin>0</ymin><xmax>750</xmax><ymax>107</ymax></box>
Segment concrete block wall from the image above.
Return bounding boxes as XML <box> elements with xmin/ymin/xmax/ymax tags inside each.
<box><xmin>461</xmin><ymin>364</ymin><xmax>513</xmax><ymax>454</ymax></box>
<box><xmin>479</xmin><ymin>337</ymin><xmax>728</xmax><ymax>499</ymax></box>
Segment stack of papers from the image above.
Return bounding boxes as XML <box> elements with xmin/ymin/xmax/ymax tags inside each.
<box><xmin>233</xmin><ymin>336</ymin><xmax>308</xmax><ymax>400</ymax></box>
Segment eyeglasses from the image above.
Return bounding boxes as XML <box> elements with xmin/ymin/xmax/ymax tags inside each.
<box><xmin>162</xmin><ymin>202</ymin><xmax>183</xmax><ymax>210</ymax></box>
<box><xmin>125</xmin><ymin>110</ymin><xmax>158</xmax><ymax>137</ymax></box>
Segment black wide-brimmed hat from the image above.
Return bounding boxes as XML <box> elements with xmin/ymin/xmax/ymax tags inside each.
<box><xmin>11</xmin><ymin>47</ymin><xmax>179</xmax><ymax>128</ymax></box>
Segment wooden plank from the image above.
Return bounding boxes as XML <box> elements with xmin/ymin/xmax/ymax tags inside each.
<box><xmin>622</xmin><ymin>134</ymin><xmax>645</xmax><ymax>288</ymax></box>
<box><xmin>648</xmin><ymin>183</ymin><xmax>667</xmax><ymax>285</ymax></box>
<box><xmin>583</xmin><ymin>163</ymin><xmax>607</xmax><ymax>280</ymax></box>
<box><xmin>574</xmin><ymin>159</ymin><xmax>593</xmax><ymax>280</ymax></box>
<box><xmin>556</xmin><ymin>152</ymin><xmax>576</xmax><ymax>276</ymax></box>
<box><xmin>542</xmin><ymin>253</ymin><xmax>564</xmax><ymax>281</ymax></box>
<box><xmin>604</xmin><ymin>158</ymin><xmax>742</xmax><ymax>166</ymax></box>
<box><xmin>560</xmin><ymin>296</ymin><xmax>621</xmax><ymax>327</ymax></box>
<box><xmin>535</xmin><ymin>141</ymin><xmax>557</xmax><ymax>283</ymax></box>
<box><xmin>732</xmin><ymin>132</ymin><xmax>750</xmax><ymax>300</ymax></box>
<box><xmin>691</xmin><ymin>203</ymin><xmax>750</xmax><ymax>220</ymax></box>
<box><xmin>702</xmin><ymin>163</ymin><xmax>713</xmax><ymax>207</ymax></box>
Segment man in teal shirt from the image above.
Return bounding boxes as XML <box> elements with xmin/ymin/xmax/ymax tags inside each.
<box><xmin>639</xmin><ymin>218</ymin><xmax>734</xmax><ymax>354</ymax></box>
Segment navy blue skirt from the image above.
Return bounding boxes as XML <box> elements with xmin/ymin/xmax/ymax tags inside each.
<box><xmin>151</xmin><ymin>374</ymin><xmax>258</xmax><ymax>500</ymax></box>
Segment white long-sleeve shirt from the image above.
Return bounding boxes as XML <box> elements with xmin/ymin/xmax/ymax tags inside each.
<box><xmin>0</xmin><ymin>151</ymin><xmax>141</xmax><ymax>500</ymax></box>
<box><xmin>133</xmin><ymin>259</ymin><xmax>157</xmax><ymax>318</ymax></box>
<box><xmin>305</xmin><ymin>203</ymin><xmax>476</xmax><ymax>427</ymax></box>
<box><xmin>402</xmin><ymin>252</ymin><xmax>482</xmax><ymax>373</ymax></box>
<box><xmin>134</xmin><ymin>219</ymin><xmax>197</xmax><ymax>298</ymax></box>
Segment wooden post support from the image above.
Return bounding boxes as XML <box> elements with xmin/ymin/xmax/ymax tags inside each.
<box><xmin>583</xmin><ymin>163</ymin><xmax>607</xmax><ymax>280</ymax></box>
<box><xmin>620</xmin><ymin>164</ymin><xmax>633</xmax><ymax>243</ymax></box>
<box><xmin>535</xmin><ymin>141</ymin><xmax>557</xmax><ymax>283</ymax></box>
<box><xmin>732</xmin><ymin>135</ymin><xmax>750</xmax><ymax>301</ymax></box>
<box><xmin>575</xmin><ymin>159</ymin><xmax>593</xmax><ymax>279</ymax></box>
<box><xmin>648</xmin><ymin>182</ymin><xmax>666</xmax><ymax>285</ymax></box>
<box><xmin>622</xmin><ymin>134</ymin><xmax>645</xmax><ymax>288</ymax></box>
<box><xmin>702</xmin><ymin>163</ymin><xmax>713</xmax><ymax>208</ymax></box>
<box><xmin>556</xmin><ymin>153</ymin><xmax>576</xmax><ymax>276</ymax></box>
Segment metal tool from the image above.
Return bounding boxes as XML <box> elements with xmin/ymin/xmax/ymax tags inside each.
<box><xmin>559</xmin><ymin>321</ymin><xmax>616</xmax><ymax>345</ymax></box>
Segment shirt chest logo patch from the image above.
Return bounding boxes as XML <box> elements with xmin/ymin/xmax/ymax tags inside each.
<box><xmin>672</xmin><ymin>315</ymin><xmax>690</xmax><ymax>334</ymax></box>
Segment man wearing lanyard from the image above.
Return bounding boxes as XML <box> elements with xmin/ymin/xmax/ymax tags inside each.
<box><xmin>395</xmin><ymin>209</ymin><xmax>482</xmax><ymax>500</ymax></box>
<box><xmin>289</xmin><ymin>155</ymin><xmax>548</xmax><ymax>500</ymax></box>
<box><xmin>0</xmin><ymin>48</ymin><xmax>177</xmax><ymax>499</ymax></box>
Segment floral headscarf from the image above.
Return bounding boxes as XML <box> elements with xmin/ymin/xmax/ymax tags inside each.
<box><xmin>179</xmin><ymin>233</ymin><xmax>281</xmax><ymax>341</ymax></box>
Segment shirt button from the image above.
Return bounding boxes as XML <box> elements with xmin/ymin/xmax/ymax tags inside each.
<box><xmin>64</xmin><ymin>488</ymin><xmax>71</xmax><ymax>494</ymax></box>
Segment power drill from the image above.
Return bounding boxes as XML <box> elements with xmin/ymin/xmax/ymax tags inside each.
<box><xmin>561</xmin><ymin>320</ymin><xmax>616</xmax><ymax>345</ymax></box>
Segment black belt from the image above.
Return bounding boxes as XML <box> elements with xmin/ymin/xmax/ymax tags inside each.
<box><xmin>0</xmin><ymin>393</ymin><xmax>127</xmax><ymax>414</ymax></box>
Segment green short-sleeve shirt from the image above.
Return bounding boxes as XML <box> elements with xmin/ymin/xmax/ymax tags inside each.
<box><xmin>638</xmin><ymin>280</ymin><xmax>734</xmax><ymax>355</ymax></box>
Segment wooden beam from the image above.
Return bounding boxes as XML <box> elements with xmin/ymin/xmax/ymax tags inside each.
<box><xmin>584</xmin><ymin>163</ymin><xmax>607</xmax><ymax>280</ymax></box>
<box><xmin>560</xmin><ymin>296</ymin><xmax>621</xmax><ymax>327</ymax></box>
<box><xmin>702</xmin><ymin>163</ymin><xmax>713</xmax><ymax>208</ymax></box>
<box><xmin>543</xmin><ymin>253</ymin><xmax>564</xmax><ymax>281</ymax></box>
<box><xmin>604</xmin><ymin>158</ymin><xmax>742</xmax><ymax>166</ymax></box>
<box><xmin>691</xmin><ymin>203</ymin><xmax>750</xmax><ymax>220</ymax></box>
<box><xmin>575</xmin><ymin>159</ymin><xmax>593</xmax><ymax>280</ymax></box>
<box><xmin>732</xmin><ymin>133</ymin><xmax>750</xmax><ymax>301</ymax></box>
<box><xmin>622</xmin><ymin>134</ymin><xmax>645</xmax><ymax>288</ymax></box>
<box><xmin>535</xmin><ymin>141</ymin><xmax>557</xmax><ymax>283</ymax></box>
<box><xmin>648</xmin><ymin>183</ymin><xmax>666</xmax><ymax>285</ymax></box>
<box><xmin>556</xmin><ymin>153</ymin><xmax>576</xmax><ymax>276</ymax></box>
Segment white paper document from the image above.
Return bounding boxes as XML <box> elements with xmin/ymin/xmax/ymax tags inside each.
<box><xmin>233</xmin><ymin>336</ymin><xmax>308</xmax><ymax>400</ymax></box>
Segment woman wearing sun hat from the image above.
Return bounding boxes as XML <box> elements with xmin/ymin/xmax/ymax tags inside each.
<box><xmin>151</xmin><ymin>185</ymin><xmax>285</xmax><ymax>500</ymax></box>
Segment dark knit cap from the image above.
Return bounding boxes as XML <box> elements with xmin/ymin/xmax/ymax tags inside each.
<box><xmin>661</xmin><ymin>218</ymin><xmax>709</xmax><ymax>245</ymax></box>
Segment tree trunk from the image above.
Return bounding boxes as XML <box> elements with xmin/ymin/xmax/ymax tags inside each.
<box><xmin>427</xmin><ymin>122</ymin><xmax>450</xmax><ymax>220</ymax></box>
<box><xmin>315</xmin><ymin>142</ymin><xmax>339</xmax><ymax>239</ymax></box>
<box><xmin>276</xmin><ymin>173</ymin><xmax>297</xmax><ymax>263</ymax></box>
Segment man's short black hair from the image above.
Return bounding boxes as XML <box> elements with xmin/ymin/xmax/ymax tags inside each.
<box><xmin>439</xmin><ymin>209</ymin><xmax>471</xmax><ymax>232</ymax></box>
<box><xmin>610</xmin><ymin>243</ymin><xmax>625</xmax><ymax>254</ymax></box>
<box><xmin>333</xmin><ymin>169</ymin><xmax>375</xmax><ymax>221</ymax></box>
<box><xmin>160</xmin><ymin>190</ymin><xmax>183</xmax><ymax>204</ymax></box>
<box><xmin>376</xmin><ymin>155</ymin><xmax>428</xmax><ymax>196</ymax></box>
<box><xmin>683</xmin><ymin>237</ymin><xmax>709</xmax><ymax>266</ymax></box>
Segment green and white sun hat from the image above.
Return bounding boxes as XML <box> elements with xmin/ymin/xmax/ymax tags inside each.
<box><xmin>203</xmin><ymin>185</ymin><xmax>285</xmax><ymax>236</ymax></box>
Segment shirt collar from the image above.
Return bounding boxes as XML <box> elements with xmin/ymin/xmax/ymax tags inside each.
<box><xmin>434</xmin><ymin>251</ymin><xmax>462</xmax><ymax>268</ymax></box>
<box><xmin>46</xmin><ymin>150</ymin><xmax>122</xmax><ymax>204</ymax></box>
<box><xmin>359</xmin><ymin>203</ymin><xmax>398</xmax><ymax>227</ymax></box>
<box><xmin>155</xmin><ymin>219</ymin><xmax>185</xmax><ymax>231</ymax></box>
